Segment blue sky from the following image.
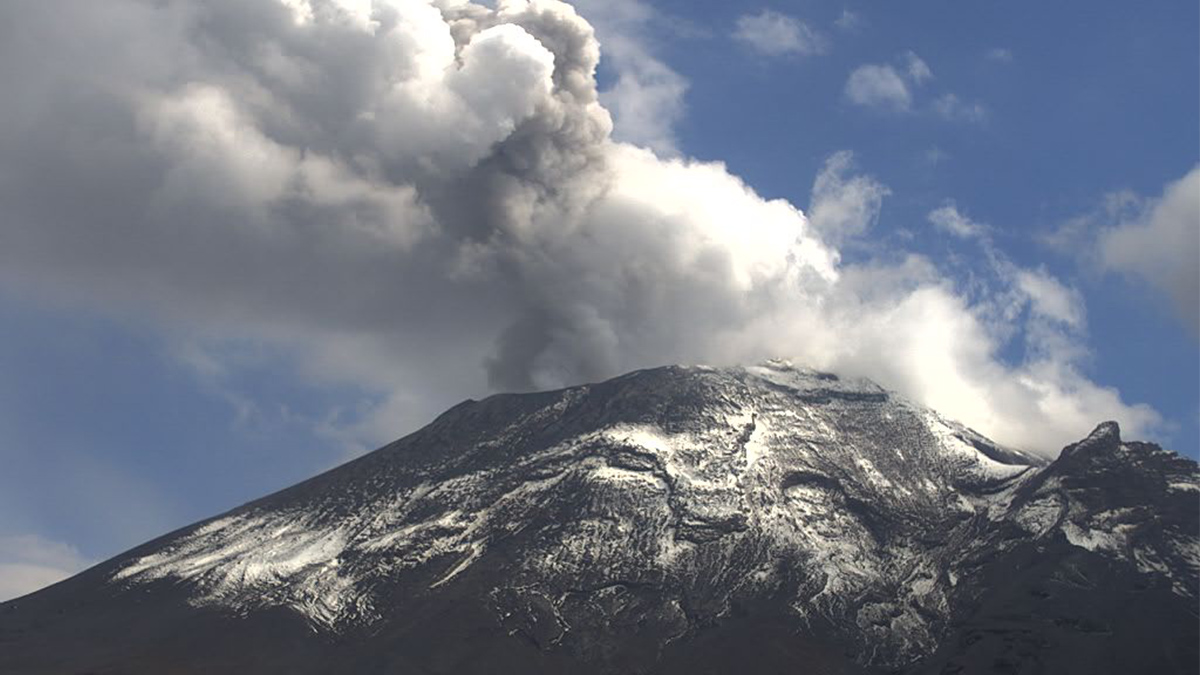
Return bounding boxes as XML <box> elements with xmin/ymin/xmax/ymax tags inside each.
<box><xmin>643</xmin><ymin>0</ymin><xmax>1199</xmax><ymax>415</ymax></box>
<box><xmin>0</xmin><ymin>0</ymin><xmax>1195</xmax><ymax>600</ymax></box>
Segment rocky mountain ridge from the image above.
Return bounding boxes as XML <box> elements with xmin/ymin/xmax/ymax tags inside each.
<box><xmin>2</xmin><ymin>362</ymin><xmax>1196</xmax><ymax>674</ymax></box>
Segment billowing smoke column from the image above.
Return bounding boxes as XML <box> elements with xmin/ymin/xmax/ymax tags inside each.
<box><xmin>0</xmin><ymin>0</ymin><xmax>1159</xmax><ymax>453</ymax></box>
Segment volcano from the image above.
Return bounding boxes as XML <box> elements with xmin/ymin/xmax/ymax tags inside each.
<box><xmin>2</xmin><ymin>362</ymin><xmax>1197</xmax><ymax>674</ymax></box>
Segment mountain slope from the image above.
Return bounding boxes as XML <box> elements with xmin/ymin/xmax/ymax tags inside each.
<box><xmin>2</xmin><ymin>362</ymin><xmax>1196</xmax><ymax>674</ymax></box>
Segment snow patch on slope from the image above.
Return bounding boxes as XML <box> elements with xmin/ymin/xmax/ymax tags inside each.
<box><xmin>116</xmin><ymin>512</ymin><xmax>354</xmax><ymax>627</ymax></box>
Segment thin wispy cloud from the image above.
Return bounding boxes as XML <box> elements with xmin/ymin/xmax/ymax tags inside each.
<box><xmin>808</xmin><ymin>151</ymin><xmax>891</xmax><ymax>244</ymax></box>
<box><xmin>1015</xmin><ymin>269</ymin><xmax>1087</xmax><ymax>331</ymax></box>
<box><xmin>834</xmin><ymin>8</ymin><xmax>861</xmax><ymax>32</ymax></box>
<box><xmin>903</xmin><ymin>51</ymin><xmax>934</xmax><ymax>85</ymax></box>
<box><xmin>922</xmin><ymin>147</ymin><xmax>951</xmax><ymax>167</ymax></box>
<box><xmin>932</xmin><ymin>93</ymin><xmax>988</xmax><ymax>124</ymax></box>
<box><xmin>986</xmin><ymin>47</ymin><xmax>1014</xmax><ymax>63</ymax></box>
<box><xmin>1038</xmin><ymin>189</ymin><xmax>1142</xmax><ymax>254</ymax></box>
<box><xmin>734</xmin><ymin>9</ymin><xmax>829</xmax><ymax>57</ymax></box>
<box><xmin>929</xmin><ymin>202</ymin><xmax>988</xmax><ymax>239</ymax></box>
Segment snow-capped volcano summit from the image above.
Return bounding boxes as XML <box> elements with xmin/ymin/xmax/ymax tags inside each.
<box><xmin>2</xmin><ymin>363</ymin><xmax>1196</xmax><ymax>674</ymax></box>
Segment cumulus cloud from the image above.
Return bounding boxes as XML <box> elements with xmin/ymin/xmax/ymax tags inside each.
<box><xmin>845</xmin><ymin>64</ymin><xmax>913</xmax><ymax>111</ymax></box>
<box><xmin>0</xmin><ymin>0</ymin><xmax>1159</xmax><ymax>456</ymax></box>
<box><xmin>1098</xmin><ymin>166</ymin><xmax>1200</xmax><ymax>335</ymax></box>
<box><xmin>733</xmin><ymin>10</ymin><xmax>828</xmax><ymax>57</ymax></box>
<box><xmin>0</xmin><ymin>534</ymin><xmax>91</xmax><ymax>601</ymax></box>
<box><xmin>844</xmin><ymin>52</ymin><xmax>933</xmax><ymax>112</ymax></box>
<box><xmin>847</xmin><ymin>53</ymin><xmax>988</xmax><ymax>124</ymax></box>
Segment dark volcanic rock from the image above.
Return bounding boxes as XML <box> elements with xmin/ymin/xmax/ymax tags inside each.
<box><xmin>1</xmin><ymin>362</ymin><xmax>1196</xmax><ymax>674</ymax></box>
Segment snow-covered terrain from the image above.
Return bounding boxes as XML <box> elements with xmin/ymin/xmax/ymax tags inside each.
<box><xmin>100</xmin><ymin>361</ymin><xmax>1198</xmax><ymax>670</ymax></box>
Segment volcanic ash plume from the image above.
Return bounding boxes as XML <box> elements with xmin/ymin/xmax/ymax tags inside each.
<box><xmin>0</xmin><ymin>0</ymin><xmax>1158</xmax><ymax>453</ymax></box>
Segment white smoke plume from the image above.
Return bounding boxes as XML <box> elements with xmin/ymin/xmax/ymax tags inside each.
<box><xmin>0</xmin><ymin>0</ymin><xmax>1159</xmax><ymax>455</ymax></box>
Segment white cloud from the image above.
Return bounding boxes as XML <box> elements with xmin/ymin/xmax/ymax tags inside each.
<box><xmin>834</xmin><ymin>9</ymin><xmax>861</xmax><ymax>32</ymax></box>
<box><xmin>986</xmin><ymin>47</ymin><xmax>1014</xmax><ymax>63</ymax></box>
<box><xmin>845</xmin><ymin>64</ymin><xmax>912</xmax><ymax>111</ymax></box>
<box><xmin>1038</xmin><ymin>189</ymin><xmax>1142</xmax><ymax>255</ymax></box>
<box><xmin>903</xmin><ymin>51</ymin><xmax>934</xmax><ymax>84</ymax></box>
<box><xmin>846</xmin><ymin>53</ymin><xmax>989</xmax><ymax>125</ymax></box>
<box><xmin>808</xmin><ymin>151</ymin><xmax>891</xmax><ymax>244</ymax></box>
<box><xmin>596</xmin><ymin>43</ymin><xmax>688</xmax><ymax>156</ymax></box>
<box><xmin>758</xmin><ymin>253</ymin><xmax>1157</xmax><ymax>453</ymax></box>
<box><xmin>573</xmin><ymin>0</ymin><xmax>688</xmax><ymax>155</ymax></box>
<box><xmin>733</xmin><ymin>10</ymin><xmax>828</xmax><ymax>57</ymax></box>
<box><xmin>928</xmin><ymin>202</ymin><xmax>988</xmax><ymax>239</ymax></box>
<box><xmin>0</xmin><ymin>0</ymin><xmax>1161</xmax><ymax>460</ymax></box>
<box><xmin>1016</xmin><ymin>268</ymin><xmax>1087</xmax><ymax>330</ymax></box>
<box><xmin>922</xmin><ymin>147</ymin><xmax>950</xmax><ymax>167</ymax></box>
<box><xmin>933</xmin><ymin>93</ymin><xmax>988</xmax><ymax>124</ymax></box>
<box><xmin>0</xmin><ymin>534</ymin><xmax>91</xmax><ymax>602</ymax></box>
<box><xmin>1099</xmin><ymin>166</ymin><xmax>1200</xmax><ymax>335</ymax></box>
<box><xmin>845</xmin><ymin>52</ymin><xmax>933</xmax><ymax>112</ymax></box>
<box><xmin>911</xmin><ymin>202</ymin><xmax>1149</xmax><ymax>450</ymax></box>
